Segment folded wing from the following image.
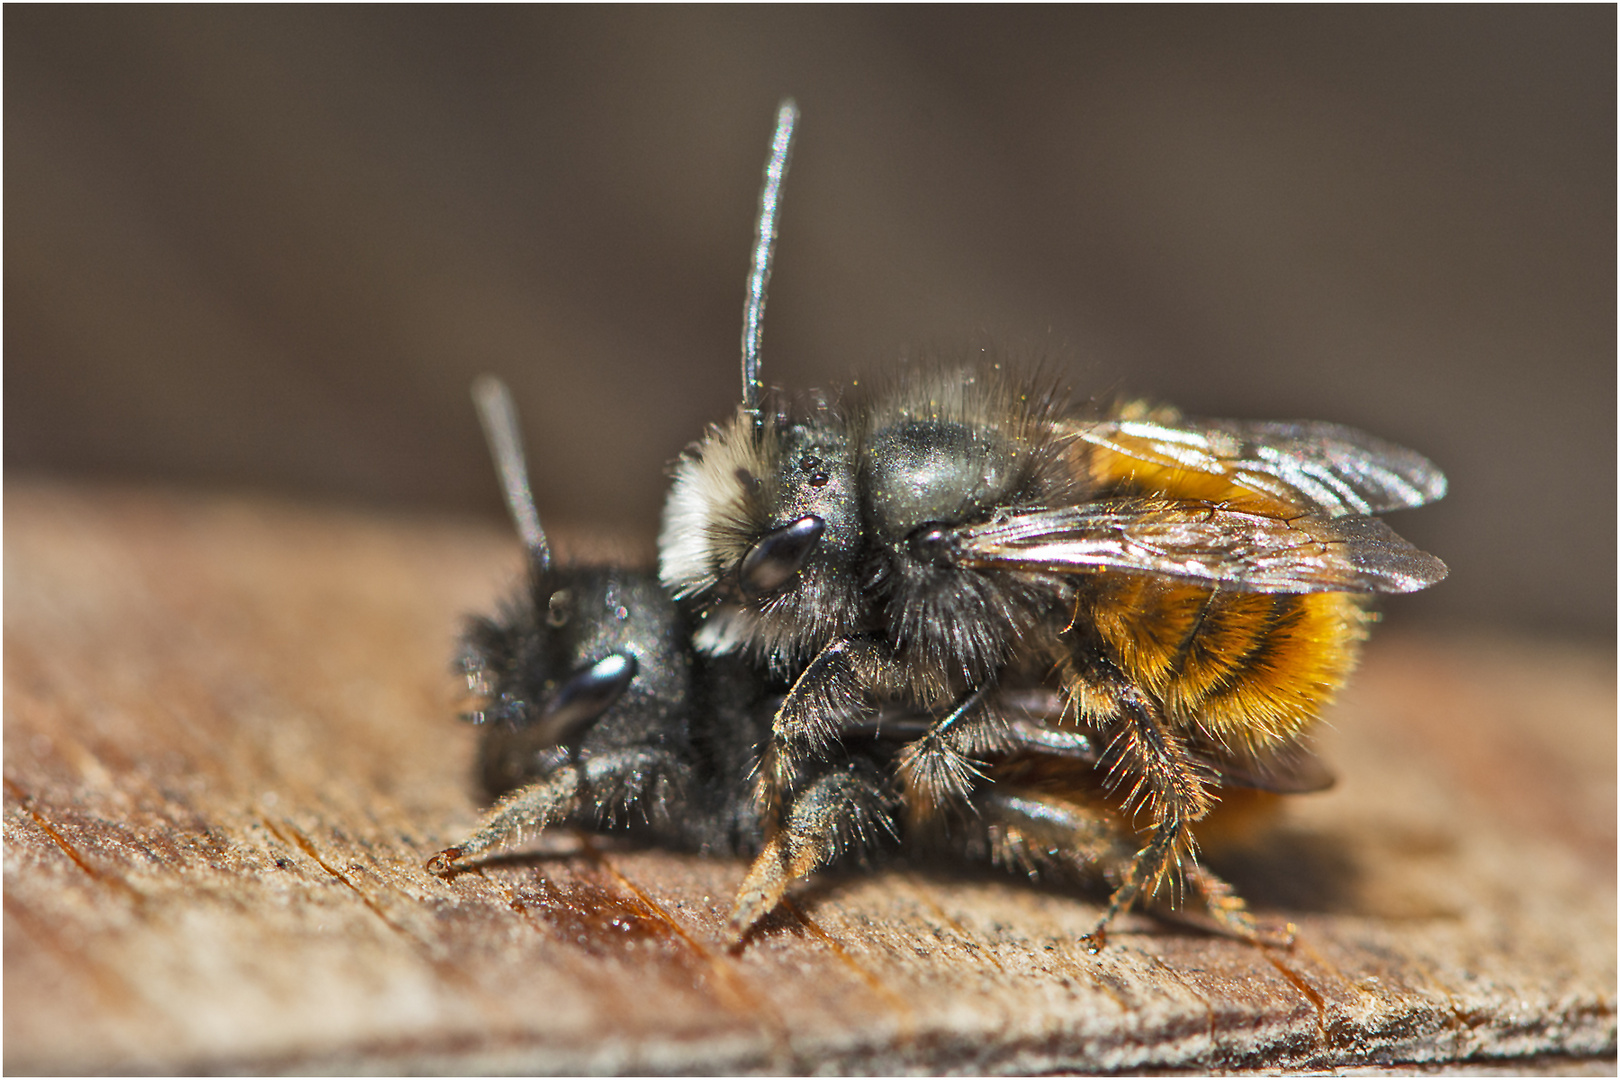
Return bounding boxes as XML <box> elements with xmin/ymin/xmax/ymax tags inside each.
<box><xmin>952</xmin><ymin>499</ymin><xmax>1448</xmax><ymax>594</ymax></box>
<box><xmin>1065</xmin><ymin>415</ymin><xmax>1448</xmax><ymax>517</ymax></box>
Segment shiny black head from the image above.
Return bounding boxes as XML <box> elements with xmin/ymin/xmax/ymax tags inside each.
<box><xmin>461</xmin><ymin>564</ymin><xmax>695</xmax><ymax>797</ymax></box>
<box><xmin>660</xmin><ymin>401</ymin><xmax>867</xmax><ymax>670</ymax></box>
<box><xmin>460</xmin><ymin>376</ymin><xmax>699</xmax><ymax>796</ymax></box>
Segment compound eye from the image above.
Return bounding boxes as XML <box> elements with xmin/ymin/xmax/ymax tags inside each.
<box><xmin>535</xmin><ymin>652</ymin><xmax>638</xmax><ymax>745</ymax></box>
<box><xmin>738</xmin><ymin>515</ymin><xmax>824</xmax><ymax>600</ymax></box>
<box><xmin>906</xmin><ymin>522</ymin><xmax>956</xmax><ymax>567</ymax></box>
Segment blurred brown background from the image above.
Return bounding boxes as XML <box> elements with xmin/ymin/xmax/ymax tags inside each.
<box><xmin>6</xmin><ymin>7</ymin><xmax>1614</xmax><ymax>636</ymax></box>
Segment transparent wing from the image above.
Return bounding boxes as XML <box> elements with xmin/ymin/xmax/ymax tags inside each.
<box><xmin>1065</xmin><ymin>415</ymin><xmax>1448</xmax><ymax>517</ymax></box>
<box><xmin>952</xmin><ymin>499</ymin><xmax>1448</xmax><ymax>594</ymax></box>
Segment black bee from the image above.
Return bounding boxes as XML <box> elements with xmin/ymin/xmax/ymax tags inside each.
<box><xmin>427</xmin><ymin>377</ymin><xmax>773</xmax><ymax>869</ymax></box>
<box><xmin>657</xmin><ymin>102</ymin><xmax>1448</xmax><ymax>948</ymax></box>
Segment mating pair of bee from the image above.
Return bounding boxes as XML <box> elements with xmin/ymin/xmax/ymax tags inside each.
<box><xmin>427</xmin><ymin>102</ymin><xmax>1447</xmax><ymax>951</ymax></box>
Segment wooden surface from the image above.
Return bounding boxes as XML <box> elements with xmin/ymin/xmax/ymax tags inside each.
<box><xmin>5</xmin><ymin>480</ymin><xmax>1615</xmax><ymax>1074</ymax></box>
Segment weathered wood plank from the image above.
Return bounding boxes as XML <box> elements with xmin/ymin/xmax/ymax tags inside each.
<box><xmin>4</xmin><ymin>480</ymin><xmax>1614</xmax><ymax>1073</ymax></box>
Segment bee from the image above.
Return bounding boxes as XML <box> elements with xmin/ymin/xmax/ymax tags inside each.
<box><xmin>658</xmin><ymin>102</ymin><xmax>1448</xmax><ymax>948</ymax></box>
<box><xmin>426</xmin><ymin>376</ymin><xmax>775</xmax><ymax>869</ymax></box>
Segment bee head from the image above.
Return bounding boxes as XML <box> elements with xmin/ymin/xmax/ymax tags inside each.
<box><xmin>660</xmin><ymin>400</ymin><xmax>864</xmax><ymax>667</ymax></box>
<box><xmin>463</xmin><ymin>376</ymin><xmax>697</xmax><ymax>795</ymax></box>
<box><xmin>462</xmin><ymin>565</ymin><xmax>696</xmax><ymax>797</ymax></box>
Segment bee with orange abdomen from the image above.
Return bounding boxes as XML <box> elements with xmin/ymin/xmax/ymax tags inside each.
<box><xmin>658</xmin><ymin>102</ymin><xmax>1447</xmax><ymax>948</ymax></box>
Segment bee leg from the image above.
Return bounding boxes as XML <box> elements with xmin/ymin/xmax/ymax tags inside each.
<box><xmin>1082</xmin><ymin>686</ymin><xmax>1215</xmax><ymax>952</ymax></box>
<box><xmin>427</xmin><ymin>763</ymin><xmax>583</xmax><ymax>876</ymax></box>
<box><xmin>753</xmin><ymin>636</ymin><xmax>890</xmax><ymax>820</ymax></box>
<box><xmin>427</xmin><ymin>749</ymin><xmax>687</xmax><ymax>876</ymax></box>
<box><xmin>1173</xmin><ymin>861</ymin><xmax>1295</xmax><ymax>947</ymax></box>
<box><xmin>965</xmin><ymin>788</ymin><xmax>1292</xmax><ymax>947</ymax></box>
<box><xmin>965</xmin><ymin>788</ymin><xmax>1132</xmax><ymax>880</ymax></box>
<box><xmin>730</xmin><ymin>758</ymin><xmax>896</xmax><ymax>941</ymax></box>
<box><xmin>893</xmin><ymin>684</ymin><xmax>1001</xmax><ymax>821</ymax></box>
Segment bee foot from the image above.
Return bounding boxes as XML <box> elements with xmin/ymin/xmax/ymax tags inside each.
<box><xmin>728</xmin><ymin>840</ymin><xmax>790</xmax><ymax>942</ymax></box>
<box><xmin>426</xmin><ymin>846</ymin><xmax>465</xmax><ymax>877</ymax></box>
<box><xmin>1250</xmin><ymin>919</ymin><xmax>1298</xmax><ymax>949</ymax></box>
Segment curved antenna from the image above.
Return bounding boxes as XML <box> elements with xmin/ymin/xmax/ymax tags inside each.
<box><xmin>471</xmin><ymin>375</ymin><xmax>550</xmax><ymax>575</ymax></box>
<box><xmin>740</xmin><ymin>99</ymin><xmax>799</xmax><ymax>423</ymax></box>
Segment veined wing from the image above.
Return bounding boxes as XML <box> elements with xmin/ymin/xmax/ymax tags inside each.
<box><xmin>952</xmin><ymin>499</ymin><xmax>1448</xmax><ymax>594</ymax></box>
<box><xmin>1063</xmin><ymin>414</ymin><xmax>1447</xmax><ymax>517</ymax></box>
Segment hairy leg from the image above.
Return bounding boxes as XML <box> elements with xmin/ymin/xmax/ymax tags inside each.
<box><xmin>731</xmin><ymin>757</ymin><xmax>896</xmax><ymax>939</ymax></box>
<box><xmin>892</xmin><ymin>684</ymin><xmax>1004</xmax><ymax>824</ymax></box>
<box><xmin>428</xmin><ymin>749</ymin><xmax>687</xmax><ymax>875</ymax></box>
<box><xmin>966</xmin><ymin>787</ymin><xmax>1132</xmax><ymax>879</ymax></box>
<box><xmin>753</xmin><ymin>636</ymin><xmax>893</xmax><ymax>820</ymax></box>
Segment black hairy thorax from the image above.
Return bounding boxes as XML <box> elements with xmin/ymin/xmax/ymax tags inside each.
<box><xmin>857</xmin><ymin>413</ymin><xmax>1066</xmax><ymax>700</ymax></box>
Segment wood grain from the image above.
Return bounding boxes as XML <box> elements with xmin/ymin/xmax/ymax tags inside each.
<box><xmin>4</xmin><ymin>480</ymin><xmax>1614</xmax><ymax>1073</ymax></box>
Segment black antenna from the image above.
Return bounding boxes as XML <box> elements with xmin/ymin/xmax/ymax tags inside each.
<box><xmin>740</xmin><ymin>99</ymin><xmax>799</xmax><ymax>424</ymax></box>
<box><xmin>471</xmin><ymin>375</ymin><xmax>550</xmax><ymax>576</ymax></box>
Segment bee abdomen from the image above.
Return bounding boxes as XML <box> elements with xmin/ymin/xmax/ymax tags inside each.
<box><xmin>1080</xmin><ymin>579</ymin><xmax>1369</xmax><ymax>750</ymax></box>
